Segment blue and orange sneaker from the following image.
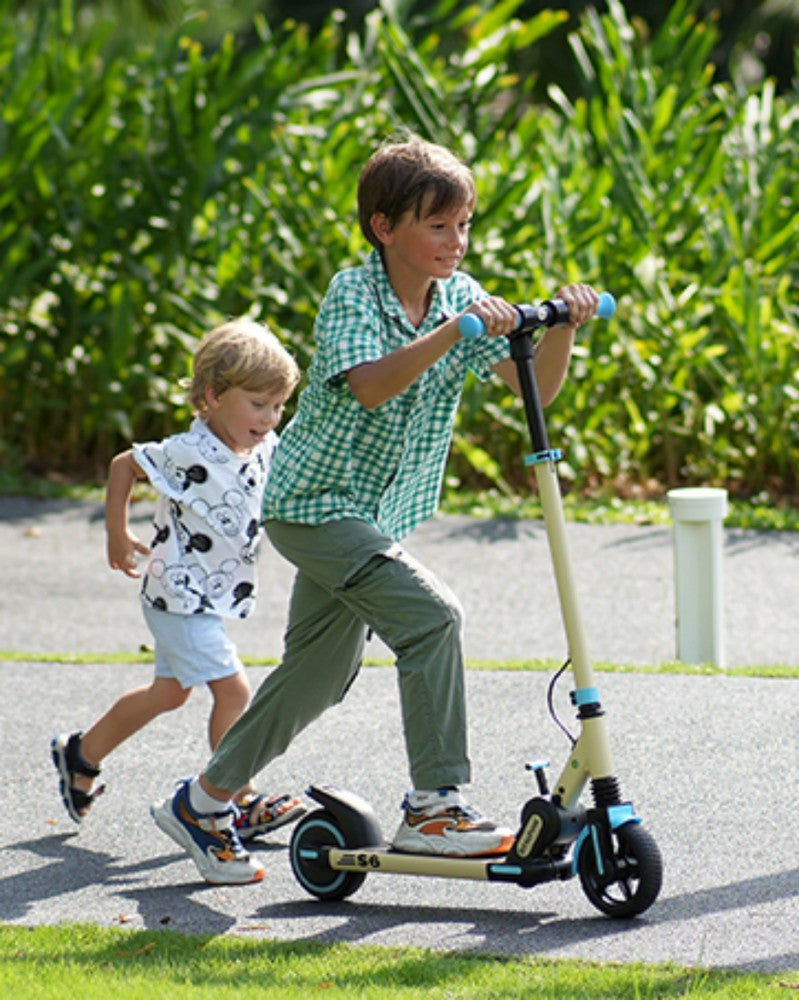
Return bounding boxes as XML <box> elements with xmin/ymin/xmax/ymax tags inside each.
<box><xmin>151</xmin><ymin>779</ymin><xmax>264</xmax><ymax>885</ymax></box>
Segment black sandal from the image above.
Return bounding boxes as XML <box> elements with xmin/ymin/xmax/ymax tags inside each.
<box><xmin>51</xmin><ymin>732</ymin><xmax>105</xmax><ymax>823</ymax></box>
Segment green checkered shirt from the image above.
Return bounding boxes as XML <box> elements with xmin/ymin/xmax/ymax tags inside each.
<box><xmin>263</xmin><ymin>250</ymin><xmax>509</xmax><ymax>540</ymax></box>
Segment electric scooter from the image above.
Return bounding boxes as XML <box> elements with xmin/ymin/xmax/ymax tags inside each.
<box><xmin>288</xmin><ymin>292</ymin><xmax>664</xmax><ymax>918</ymax></box>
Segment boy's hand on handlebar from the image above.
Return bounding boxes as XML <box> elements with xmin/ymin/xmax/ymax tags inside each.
<box><xmin>464</xmin><ymin>296</ymin><xmax>518</xmax><ymax>338</ymax></box>
<box><xmin>555</xmin><ymin>284</ymin><xmax>600</xmax><ymax>328</ymax></box>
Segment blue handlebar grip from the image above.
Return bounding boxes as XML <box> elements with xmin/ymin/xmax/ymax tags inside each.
<box><xmin>596</xmin><ymin>291</ymin><xmax>616</xmax><ymax>319</ymax></box>
<box><xmin>458</xmin><ymin>313</ymin><xmax>485</xmax><ymax>339</ymax></box>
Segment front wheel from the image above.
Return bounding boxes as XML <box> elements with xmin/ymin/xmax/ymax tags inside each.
<box><xmin>578</xmin><ymin>822</ymin><xmax>662</xmax><ymax>918</ymax></box>
<box><xmin>289</xmin><ymin>808</ymin><xmax>367</xmax><ymax>902</ymax></box>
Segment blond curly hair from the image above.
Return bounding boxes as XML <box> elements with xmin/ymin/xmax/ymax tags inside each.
<box><xmin>188</xmin><ymin>318</ymin><xmax>300</xmax><ymax>413</ymax></box>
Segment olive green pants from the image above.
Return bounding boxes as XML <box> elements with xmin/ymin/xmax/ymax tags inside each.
<box><xmin>205</xmin><ymin>518</ymin><xmax>471</xmax><ymax>793</ymax></box>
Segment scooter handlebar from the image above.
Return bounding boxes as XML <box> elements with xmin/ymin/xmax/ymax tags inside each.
<box><xmin>596</xmin><ymin>291</ymin><xmax>616</xmax><ymax>318</ymax></box>
<box><xmin>458</xmin><ymin>291</ymin><xmax>616</xmax><ymax>340</ymax></box>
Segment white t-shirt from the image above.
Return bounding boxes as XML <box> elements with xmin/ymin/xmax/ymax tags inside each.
<box><xmin>133</xmin><ymin>417</ymin><xmax>277</xmax><ymax>619</ymax></box>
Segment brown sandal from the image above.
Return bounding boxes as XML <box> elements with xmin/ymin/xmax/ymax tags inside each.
<box><xmin>234</xmin><ymin>792</ymin><xmax>306</xmax><ymax>841</ymax></box>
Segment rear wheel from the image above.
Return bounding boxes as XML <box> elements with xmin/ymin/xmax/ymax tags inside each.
<box><xmin>578</xmin><ymin>822</ymin><xmax>662</xmax><ymax>918</ymax></box>
<box><xmin>289</xmin><ymin>809</ymin><xmax>366</xmax><ymax>901</ymax></box>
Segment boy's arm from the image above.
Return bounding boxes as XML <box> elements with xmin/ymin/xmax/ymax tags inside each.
<box><xmin>492</xmin><ymin>327</ymin><xmax>575</xmax><ymax>406</ymax></box>
<box><xmin>492</xmin><ymin>283</ymin><xmax>599</xmax><ymax>406</ymax></box>
<box><xmin>347</xmin><ymin>297</ymin><xmax>518</xmax><ymax>409</ymax></box>
<box><xmin>346</xmin><ymin>318</ymin><xmax>460</xmax><ymax>409</ymax></box>
<box><xmin>105</xmin><ymin>449</ymin><xmax>151</xmax><ymax>578</ymax></box>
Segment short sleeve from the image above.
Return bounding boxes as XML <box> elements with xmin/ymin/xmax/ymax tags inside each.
<box><xmin>316</xmin><ymin>271</ymin><xmax>385</xmax><ymax>386</ymax></box>
<box><xmin>132</xmin><ymin>420</ymin><xmax>235</xmax><ymax>504</ymax></box>
<box><xmin>132</xmin><ymin>437</ymin><xmax>208</xmax><ymax>504</ymax></box>
<box><xmin>466</xmin><ymin>332</ymin><xmax>511</xmax><ymax>379</ymax></box>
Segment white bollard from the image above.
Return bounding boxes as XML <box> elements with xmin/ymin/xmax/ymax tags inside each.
<box><xmin>667</xmin><ymin>487</ymin><xmax>728</xmax><ymax>667</ymax></box>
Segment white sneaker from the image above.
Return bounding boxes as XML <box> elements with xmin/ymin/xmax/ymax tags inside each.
<box><xmin>392</xmin><ymin>789</ymin><xmax>514</xmax><ymax>857</ymax></box>
<box><xmin>151</xmin><ymin>779</ymin><xmax>265</xmax><ymax>885</ymax></box>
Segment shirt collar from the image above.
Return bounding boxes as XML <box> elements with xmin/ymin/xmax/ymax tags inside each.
<box><xmin>365</xmin><ymin>249</ymin><xmax>450</xmax><ymax>333</ymax></box>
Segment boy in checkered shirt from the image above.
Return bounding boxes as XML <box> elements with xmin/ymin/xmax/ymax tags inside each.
<box><xmin>152</xmin><ymin>135</ymin><xmax>599</xmax><ymax>884</ymax></box>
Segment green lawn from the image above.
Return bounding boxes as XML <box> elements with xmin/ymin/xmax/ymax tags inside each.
<box><xmin>1</xmin><ymin>924</ymin><xmax>791</xmax><ymax>998</ymax></box>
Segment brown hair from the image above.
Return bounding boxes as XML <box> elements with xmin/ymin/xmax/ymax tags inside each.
<box><xmin>188</xmin><ymin>318</ymin><xmax>300</xmax><ymax>412</ymax></box>
<box><xmin>358</xmin><ymin>135</ymin><xmax>476</xmax><ymax>249</ymax></box>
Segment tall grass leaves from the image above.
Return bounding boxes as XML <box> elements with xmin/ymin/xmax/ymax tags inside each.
<box><xmin>1</xmin><ymin>0</ymin><xmax>797</xmax><ymax>498</ymax></box>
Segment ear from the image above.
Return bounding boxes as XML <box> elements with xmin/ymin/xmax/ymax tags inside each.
<box><xmin>204</xmin><ymin>384</ymin><xmax>221</xmax><ymax>410</ymax></box>
<box><xmin>370</xmin><ymin>212</ymin><xmax>394</xmax><ymax>246</ymax></box>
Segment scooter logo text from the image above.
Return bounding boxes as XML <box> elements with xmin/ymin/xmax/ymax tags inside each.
<box><xmin>516</xmin><ymin>814</ymin><xmax>544</xmax><ymax>858</ymax></box>
<box><xmin>339</xmin><ymin>852</ymin><xmax>382</xmax><ymax>870</ymax></box>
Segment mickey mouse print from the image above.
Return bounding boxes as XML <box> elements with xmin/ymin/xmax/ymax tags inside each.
<box><xmin>133</xmin><ymin>418</ymin><xmax>277</xmax><ymax>618</ymax></box>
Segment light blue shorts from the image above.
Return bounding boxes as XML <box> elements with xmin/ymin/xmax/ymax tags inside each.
<box><xmin>142</xmin><ymin>605</ymin><xmax>243</xmax><ymax>690</ymax></box>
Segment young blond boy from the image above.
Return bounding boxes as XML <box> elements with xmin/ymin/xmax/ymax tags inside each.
<box><xmin>53</xmin><ymin>318</ymin><xmax>305</xmax><ymax>846</ymax></box>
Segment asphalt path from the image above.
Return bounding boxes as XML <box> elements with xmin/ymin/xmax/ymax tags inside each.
<box><xmin>1</xmin><ymin>497</ymin><xmax>797</xmax><ymax>974</ymax></box>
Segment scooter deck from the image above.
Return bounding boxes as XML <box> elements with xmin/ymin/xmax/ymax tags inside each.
<box><xmin>323</xmin><ymin>844</ymin><xmax>572</xmax><ymax>885</ymax></box>
<box><xmin>299</xmin><ymin>784</ymin><xmax>574</xmax><ymax>886</ymax></box>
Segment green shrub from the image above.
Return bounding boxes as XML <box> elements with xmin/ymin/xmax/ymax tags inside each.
<box><xmin>1</xmin><ymin>0</ymin><xmax>797</xmax><ymax>503</ymax></box>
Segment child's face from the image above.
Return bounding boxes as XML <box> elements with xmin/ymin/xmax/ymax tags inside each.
<box><xmin>379</xmin><ymin>194</ymin><xmax>472</xmax><ymax>281</ymax></box>
<box><xmin>203</xmin><ymin>384</ymin><xmax>290</xmax><ymax>454</ymax></box>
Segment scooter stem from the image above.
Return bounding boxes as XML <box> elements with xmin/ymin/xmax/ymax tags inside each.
<box><xmin>535</xmin><ymin>461</ymin><xmax>593</xmax><ymax>686</ymax></box>
<box><xmin>509</xmin><ymin>330</ymin><xmax>617</xmax><ymax>807</ymax></box>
